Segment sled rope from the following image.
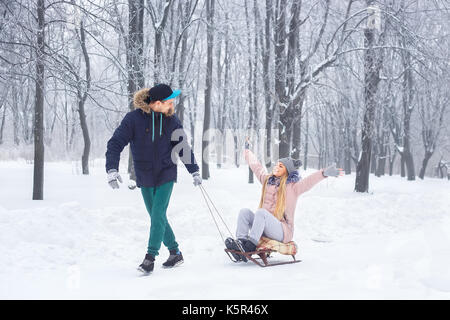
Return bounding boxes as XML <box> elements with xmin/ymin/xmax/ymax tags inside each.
<box><xmin>199</xmin><ymin>185</ymin><xmax>226</xmax><ymax>242</ymax></box>
<box><xmin>199</xmin><ymin>185</ymin><xmax>235</xmax><ymax>238</ymax></box>
<box><xmin>198</xmin><ymin>185</ymin><xmax>245</xmax><ymax>253</ymax></box>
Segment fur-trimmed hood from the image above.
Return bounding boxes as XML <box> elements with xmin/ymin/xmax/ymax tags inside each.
<box><xmin>133</xmin><ymin>88</ymin><xmax>175</xmax><ymax>117</ymax></box>
<box><xmin>267</xmin><ymin>171</ymin><xmax>301</xmax><ymax>186</ymax></box>
<box><xmin>133</xmin><ymin>88</ymin><xmax>152</xmax><ymax>113</ymax></box>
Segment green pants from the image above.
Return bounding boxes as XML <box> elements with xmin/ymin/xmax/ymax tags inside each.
<box><xmin>140</xmin><ymin>181</ymin><xmax>178</xmax><ymax>257</ymax></box>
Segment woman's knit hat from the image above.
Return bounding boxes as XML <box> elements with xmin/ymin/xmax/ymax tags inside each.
<box><xmin>278</xmin><ymin>157</ymin><xmax>302</xmax><ymax>175</ymax></box>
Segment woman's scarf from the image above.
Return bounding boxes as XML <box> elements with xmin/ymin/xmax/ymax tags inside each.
<box><xmin>267</xmin><ymin>170</ymin><xmax>301</xmax><ymax>186</ymax></box>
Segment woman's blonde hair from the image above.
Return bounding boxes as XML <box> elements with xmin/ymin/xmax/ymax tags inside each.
<box><xmin>258</xmin><ymin>173</ymin><xmax>288</xmax><ymax>221</ymax></box>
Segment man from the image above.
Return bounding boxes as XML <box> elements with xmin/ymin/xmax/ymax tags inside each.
<box><xmin>105</xmin><ymin>83</ymin><xmax>201</xmax><ymax>274</ymax></box>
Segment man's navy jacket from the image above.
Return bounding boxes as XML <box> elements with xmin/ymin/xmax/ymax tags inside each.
<box><xmin>105</xmin><ymin>109</ymin><xmax>199</xmax><ymax>188</ymax></box>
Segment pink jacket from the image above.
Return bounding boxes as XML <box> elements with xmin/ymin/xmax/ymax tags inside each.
<box><xmin>244</xmin><ymin>149</ymin><xmax>326</xmax><ymax>243</ymax></box>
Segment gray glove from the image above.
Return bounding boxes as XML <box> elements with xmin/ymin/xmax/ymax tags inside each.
<box><xmin>192</xmin><ymin>172</ymin><xmax>202</xmax><ymax>186</ymax></box>
<box><xmin>107</xmin><ymin>169</ymin><xmax>123</xmax><ymax>189</ymax></box>
<box><xmin>323</xmin><ymin>163</ymin><xmax>342</xmax><ymax>177</ymax></box>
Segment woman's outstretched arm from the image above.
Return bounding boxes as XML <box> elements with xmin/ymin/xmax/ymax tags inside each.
<box><xmin>293</xmin><ymin>170</ymin><xmax>326</xmax><ymax>197</ymax></box>
<box><xmin>293</xmin><ymin>163</ymin><xmax>343</xmax><ymax>197</ymax></box>
<box><xmin>244</xmin><ymin>149</ymin><xmax>269</xmax><ymax>185</ymax></box>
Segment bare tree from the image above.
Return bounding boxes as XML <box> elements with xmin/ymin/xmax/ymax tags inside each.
<box><xmin>202</xmin><ymin>0</ymin><xmax>214</xmax><ymax>180</ymax></box>
<box><xmin>77</xmin><ymin>20</ymin><xmax>92</xmax><ymax>174</ymax></box>
<box><xmin>355</xmin><ymin>1</ymin><xmax>385</xmax><ymax>193</ymax></box>
<box><xmin>418</xmin><ymin>64</ymin><xmax>449</xmax><ymax>179</ymax></box>
<box><xmin>33</xmin><ymin>0</ymin><xmax>46</xmax><ymax>200</ymax></box>
<box><xmin>148</xmin><ymin>0</ymin><xmax>173</xmax><ymax>83</ymax></box>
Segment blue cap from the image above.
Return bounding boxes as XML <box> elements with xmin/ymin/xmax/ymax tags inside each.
<box><xmin>144</xmin><ymin>84</ymin><xmax>181</xmax><ymax>104</ymax></box>
<box><xmin>162</xmin><ymin>89</ymin><xmax>181</xmax><ymax>101</ymax></box>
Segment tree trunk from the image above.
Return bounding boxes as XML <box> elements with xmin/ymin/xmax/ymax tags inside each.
<box><xmin>219</xmin><ymin>13</ymin><xmax>230</xmax><ymax>168</ymax></box>
<box><xmin>400</xmin><ymin>154</ymin><xmax>405</xmax><ymax>177</ymax></box>
<box><xmin>287</xmin><ymin>1</ymin><xmax>301</xmax><ymax>160</ymax></box>
<box><xmin>127</xmin><ymin>0</ymin><xmax>145</xmax><ymax>183</ymax></box>
<box><xmin>404</xmin><ymin>145</ymin><xmax>415</xmax><ymax>181</ymax></box>
<box><xmin>388</xmin><ymin>145</ymin><xmax>396</xmax><ymax>176</ymax></box>
<box><xmin>214</xmin><ymin>20</ymin><xmax>222</xmax><ymax>170</ymax></box>
<box><xmin>233</xmin><ymin>134</ymin><xmax>239</xmax><ymax>168</ymax></box>
<box><xmin>344</xmin><ymin>118</ymin><xmax>351</xmax><ymax>174</ymax></box>
<box><xmin>402</xmin><ymin>61</ymin><xmax>415</xmax><ymax>181</ymax></box>
<box><xmin>292</xmin><ymin>119</ymin><xmax>301</xmax><ymax>160</ymax></box>
<box><xmin>175</xmin><ymin>0</ymin><xmax>192</xmax><ymax>124</ymax></box>
<box><xmin>78</xmin><ymin>21</ymin><xmax>91</xmax><ymax>175</ymax></box>
<box><xmin>389</xmin><ymin>158</ymin><xmax>395</xmax><ymax>176</ymax></box>
<box><xmin>263</xmin><ymin>0</ymin><xmax>272</xmax><ymax>169</ymax></box>
<box><xmin>370</xmin><ymin>141</ymin><xmax>377</xmax><ymax>174</ymax></box>
<box><xmin>21</xmin><ymin>83</ymin><xmax>32</xmax><ymax>145</ymax></box>
<box><xmin>63</xmin><ymin>86</ymin><xmax>70</xmax><ymax>153</ymax></box>
<box><xmin>355</xmin><ymin>18</ymin><xmax>381</xmax><ymax>193</ymax></box>
<box><xmin>78</xmin><ymin>99</ymin><xmax>91</xmax><ymax>175</ymax></box>
<box><xmin>274</xmin><ymin>0</ymin><xmax>289</xmax><ymax>158</ymax></box>
<box><xmin>418</xmin><ymin>151</ymin><xmax>432</xmax><ymax>179</ymax></box>
<box><xmin>376</xmin><ymin>106</ymin><xmax>389</xmax><ymax>177</ymax></box>
<box><xmin>376</xmin><ymin>147</ymin><xmax>386</xmax><ymax>177</ymax></box>
<box><xmin>47</xmin><ymin>108</ymin><xmax>57</xmax><ymax>146</ymax></box>
<box><xmin>303</xmin><ymin>109</ymin><xmax>309</xmax><ymax>170</ymax></box>
<box><xmin>0</xmin><ymin>104</ymin><xmax>6</xmax><ymax>144</ymax></box>
<box><xmin>33</xmin><ymin>0</ymin><xmax>45</xmax><ymax>200</ymax></box>
<box><xmin>11</xmin><ymin>85</ymin><xmax>20</xmax><ymax>146</ymax></box>
<box><xmin>244</xmin><ymin>0</ymin><xmax>254</xmax><ymax>183</ymax></box>
<box><xmin>202</xmin><ymin>0</ymin><xmax>214</xmax><ymax>179</ymax></box>
<box><xmin>153</xmin><ymin>0</ymin><xmax>171</xmax><ymax>83</ymax></box>
<box><xmin>250</xmin><ymin>0</ymin><xmax>259</xmax><ymax>183</ymax></box>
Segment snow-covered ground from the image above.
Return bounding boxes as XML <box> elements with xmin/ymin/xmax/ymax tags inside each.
<box><xmin>0</xmin><ymin>159</ymin><xmax>449</xmax><ymax>299</ymax></box>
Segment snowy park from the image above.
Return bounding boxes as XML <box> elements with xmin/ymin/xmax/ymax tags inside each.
<box><xmin>1</xmin><ymin>0</ymin><xmax>450</xmax><ymax>302</ymax></box>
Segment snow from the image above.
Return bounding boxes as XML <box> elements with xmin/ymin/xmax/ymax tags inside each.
<box><xmin>1</xmin><ymin>160</ymin><xmax>450</xmax><ymax>299</ymax></box>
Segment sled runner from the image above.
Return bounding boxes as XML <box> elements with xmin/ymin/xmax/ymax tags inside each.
<box><xmin>224</xmin><ymin>237</ymin><xmax>301</xmax><ymax>267</ymax></box>
<box><xmin>224</xmin><ymin>248</ymin><xmax>301</xmax><ymax>267</ymax></box>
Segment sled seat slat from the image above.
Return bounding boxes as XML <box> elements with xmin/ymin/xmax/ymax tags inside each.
<box><xmin>256</xmin><ymin>236</ymin><xmax>298</xmax><ymax>255</ymax></box>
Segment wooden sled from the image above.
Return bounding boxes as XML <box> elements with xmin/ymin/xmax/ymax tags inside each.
<box><xmin>224</xmin><ymin>237</ymin><xmax>301</xmax><ymax>267</ymax></box>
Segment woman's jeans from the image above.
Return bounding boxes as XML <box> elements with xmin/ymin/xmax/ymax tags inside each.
<box><xmin>141</xmin><ymin>181</ymin><xmax>179</xmax><ymax>257</ymax></box>
<box><xmin>236</xmin><ymin>208</ymin><xmax>284</xmax><ymax>245</ymax></box>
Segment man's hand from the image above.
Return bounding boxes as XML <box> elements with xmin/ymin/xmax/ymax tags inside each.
<box><xmin>107</xmin><ymin>169</ymin><xmax>123</xmax><ymax>189</ymax></box>
<box><xmin>322</xmin><ymin>163</ymin><xmax>344</xmax><ymax>177</ymax></box>
<box><xmin>192</xmin><ymin>172</ymin><xmax>202</xmax><ymax>186</ymax></box>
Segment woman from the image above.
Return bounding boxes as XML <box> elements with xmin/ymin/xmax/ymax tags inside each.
<box><xmin>225</xmin><ymin>141</ymin><xmax>343</xmax><ymax>261</ymax></box>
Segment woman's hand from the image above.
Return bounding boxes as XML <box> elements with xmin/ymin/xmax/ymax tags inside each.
<box><xmin>244</xmin><ymin>137</ymin><xmax>251</xmax><ymax>150</ymax></box>
<box><xmin>322</xmin><ymin>163</ymin><xmax>344</xmax><ymax>177</ymax></box>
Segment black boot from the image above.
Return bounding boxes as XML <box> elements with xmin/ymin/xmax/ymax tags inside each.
<box><xmin>162</xmin><ymin>250</ymin><xmax>184</xmax><ymax>268</ymax></box>
<box><xmin>240</xmin><ymin>239</ymin><xmax>257</xmax><ymax>253</ymax></box>
<box><xmin>225</xmin><ymin>238</ymin><xmax>247</xmax><ymax>262</ymax></box>
<box><xmin>138</xmin><ymin>253</ymin><xmax>155</xmax><ymax>274</ymax></box>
